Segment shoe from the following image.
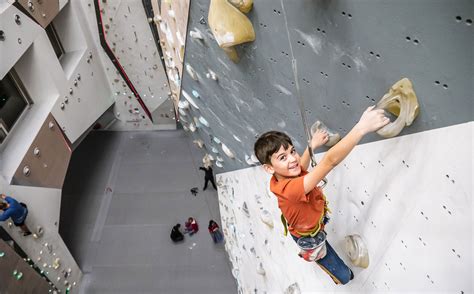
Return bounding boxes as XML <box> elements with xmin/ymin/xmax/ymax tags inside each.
<box><xmin>23</xmin><ymin>231</ymin><xmax>32</xmax><ymax>237</ymax></box>
<box><xmin>350</xmin><ymin>269</ymin><xmax>354</xmax><ymax>280</ymax></box>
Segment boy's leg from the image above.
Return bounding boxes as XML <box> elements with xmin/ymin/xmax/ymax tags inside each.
<box><xmin>316</xmin><ymin>241</ymin><xmax>353</xmax><ymax>285</ymax></box>
<box><xmin>210</xmin><ymin>177</ymin><xmax>217</xmax><ymax>190</ymax></box>
<box><xmin>203</xmin><ymin>178</ymin><xmax>209</xmax><ymax>190</ymax></box>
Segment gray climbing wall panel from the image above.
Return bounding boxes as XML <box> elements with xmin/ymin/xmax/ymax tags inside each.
<box><xmin>180</xmin><ymin>0</ymin><xmax>472</xmax><ymax>172</ymax></box>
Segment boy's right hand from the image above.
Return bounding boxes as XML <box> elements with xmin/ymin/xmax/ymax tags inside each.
<box><xmin>355</xmin><ymin>106</ymin><xmax>390</xmax><ymax>135</ymax></box>
<box><xmin>311</xmin><ymin>129</ymin><xmax>329</xmax><ymax>149</ymax></box>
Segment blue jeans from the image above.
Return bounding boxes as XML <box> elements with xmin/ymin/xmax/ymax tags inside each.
<box><xmin>291</xmin><ymin>233</ymin><xmax>353</xmax><ymax>285</ymax></box>
<box><xmin>211</xmin><ymin>230</ymin><xmax>224</xmax><ymax>243</ymax></box>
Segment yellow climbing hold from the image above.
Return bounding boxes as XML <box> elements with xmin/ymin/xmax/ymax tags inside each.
<box><xmin>208</xmin><ymin>0</ymin><xmax>256</xmax><ymax>63</ymax></box>
<box><xmin>376</xmin><ymin>78</ymin><xmax>420</xmax><ymax>138</ymax></box>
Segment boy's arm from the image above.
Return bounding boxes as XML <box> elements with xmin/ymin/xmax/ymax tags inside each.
<box><xmin>300</xmin><ymin>129</ymin><xmax>329</xmax><ymax>170</ymax></box>
<box><xmin>303</xmin><ymin>107</ymin><xmax>389</xmax><ymax>194</ymax></box>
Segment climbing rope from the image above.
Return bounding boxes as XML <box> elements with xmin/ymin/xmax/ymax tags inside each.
<box><xmin>291</xmin><ymin>59</ymin><xmax>327</xmax><ymax>188</ymax></box>
<box><xmin>280</xmin><ymin>0</ymin><xmax>327</xmax><ymax>188</ymax></box>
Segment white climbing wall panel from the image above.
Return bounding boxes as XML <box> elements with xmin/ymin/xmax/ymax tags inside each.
<box><xmin>217</xmin><ymin>122</ymin><xmax>472</xmax><ymax>293</ymax></box>
<box><xmin>99</xmin><ymin>0</ymin><xmax>170</xmax><ymax>117</ymax></box>
<box><xmin>153</xmin><ymin>0</ymin><xmax>190</xmax><ymax>111</ymax></box>
<box><xmin>79</xmin><ymin>0</ymin><xmax>175</xmax><ymax>130</ymax></box>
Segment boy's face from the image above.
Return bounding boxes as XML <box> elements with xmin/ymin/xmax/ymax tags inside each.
<box><xmin>263</xmin><ymin>144</ymin><xmax>301</xmax><ymax>178</ymax></box>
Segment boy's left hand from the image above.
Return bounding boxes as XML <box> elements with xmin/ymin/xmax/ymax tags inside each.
<box><xmin>311</xmin><ymin>129</ymin><xmax>329</xmax><ymax>149</ymax></box>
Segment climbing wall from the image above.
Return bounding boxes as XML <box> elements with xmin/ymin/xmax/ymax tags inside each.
<box><xmin>152</xmin><ymin>0</ymin><xmax>190</xmax><ymax>112</ymax></box>
<box><xmin>79</xmin><ymin>0</ymin><xmax>176</xmax><ymax>130</ymax></box>
<box><xmin>217</xmin><ymin>122</ymin><xmax>472</xmax><ymax>293</ymax></box>
<box><xmin>180</xmin><ymin>0</ymin><xmax>473</xmax><ymax>292</ymax></box>
<box><xmin>180</xmin><ymin>0</ymin><xmax>472</xmax><ymax>172</ymax></box>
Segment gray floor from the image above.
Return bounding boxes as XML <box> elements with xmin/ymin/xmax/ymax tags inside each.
<box><xmin>60</xmin><ymin>130</ymin><xmax>237</xmax><ymax>294</ymax></box>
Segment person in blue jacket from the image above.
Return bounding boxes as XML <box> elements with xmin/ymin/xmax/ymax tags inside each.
<box><xmin>0</xmin><ymin>194</ymin><xmax>32</xmax><ymax>236</ymax></box>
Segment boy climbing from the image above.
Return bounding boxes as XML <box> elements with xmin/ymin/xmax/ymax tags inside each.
<box><xmin>254</xmin><ymin>106</ymin><xmax>389</xmax><ymax>284</ymax></box>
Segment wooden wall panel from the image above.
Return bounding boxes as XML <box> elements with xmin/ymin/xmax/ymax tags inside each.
<box><xmin>12</xmin><ymin>113</ymin><xmax>71</xmax><ymax>189</ymax></box>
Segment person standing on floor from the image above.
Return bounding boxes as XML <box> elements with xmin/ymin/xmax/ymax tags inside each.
<box><xmin>208</xmin><ymin>220</ymin><xmax>224</xmax><ymax>244</ymax></box>
<box><xmin>199</xmin><ymin>165</ymin><xmax>217</xmax><ymax>190</ymax></box>
<box><xmin>0</xmin><ymin>194</ymin><xmax>32</xmax><ymax>236</ymax></box>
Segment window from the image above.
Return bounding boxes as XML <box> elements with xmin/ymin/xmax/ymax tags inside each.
<box><xmin>45</xmin><ymin>23</ymin><xmax>65</xmax><ymax>60</ymax></box>
<box><xmin>0</xmin><ymin>70</ymin><xmax>32</xmax><ymax>143</ymax></box>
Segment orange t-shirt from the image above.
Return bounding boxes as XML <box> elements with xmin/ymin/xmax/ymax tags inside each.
<box><xmin>270</xmin><ymin>169</ymin><xmax>326</xmax><ymax>238</ymax></box>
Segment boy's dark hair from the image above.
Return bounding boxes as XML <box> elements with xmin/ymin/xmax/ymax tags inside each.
<box><xmin>0</xmin><ymin>202</ymin><xmax>7</xmax><ymax>210</ymax></box>
<box><xmin>254</xmin><ymin>131</ymin><xmax>293</xmax><ymax>165</ymax></box>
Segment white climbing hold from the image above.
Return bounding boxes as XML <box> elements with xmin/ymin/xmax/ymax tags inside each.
<box><xmin>245</xmin><ymin>154</ymin><xmax>255</xmax><ymax>165</ymax></box>
<box><xmin>260</xmin><ymin>209</ymin><xmax>274</xmax><ymax>228</ymax></box>
<box><xmin>153</xmin><ymin>15</ymin><xmax>162</xmax><ymax>23</ymax></box>
<box><xmin>178</xmin><ymin>109</ymin><xmax>187</xmax><ymax>118</ymax></box>
<box><xmin>190</xmin><ymin>28</ymin><xmax>204</xmax><ymax>40</ymax></box>
<box><xmin>256</xmin><ymin>263</ymin><xmax>265</xmax><ymax>275</ymax></box>
<box><xmin>250</xmin><ymin>154</ymin><xmax>260</xmax><ymax>164</ymax></box>
<box><xmin>211</xmin><ymin>146</ymin><xmax>219</xmax><ymax>153</ymax></box>
<box><xmin>198</xmin><ymin>116</ymin><xmax>209</xmax><ymax>127</ymax></box>
<box><xmin>176</xmin><ymin>30</ymin><xmax>185</xmax><ymax>46</ymax></box>
<box><xmin>284</xmin><ymin>283</ymin><xmax>301</xmax><ymax>294</ymax></box>
<box><xmin>185</xmin><ymin>64</ymin><xmax>198</xmax><ymax>81</ymax></box>
<box><xmin>193</xmin><ymin>117</ymin><xmax>202</xmax><ymax>128</ymax></box>
<box><xmin>189</xmin><ymin>122</ymin><xmax>196</xmax><ymax>132</ymax></box>
<box><xmin>213</xmin><ymin>137</ymin><xmax>221</xmax><ymax>144</ymax></box>
<box><xmin>178</xmin><ymin>100</ymin><xmax>190</xmax><ymax>110</ymax></box>
<box><xmin>215</xmin><ymin>161</ymin><xmax>223</xmax><ymax>168</ymax></box>
<box><xmin>222</xmin><ymin>144</ymin><xmax>235</xmax><ymax>158</ymax></box>
<box><xmin>216</xmin><ymin>156</ymin><xmax>224</xmax><ymax>162</ymax></box>
<box><xmin>206</xmin><ymin>69</ymin><xmax>218</xmax><ymax>81</ymax></box>
<box><xmin>182</xmin><ymin>90</ymin><xmax>199</xmax><ymax>109</ymax></box>
<box><xmin>242</xmin><ymin>202</ymin><xmax>250</xmax><ymax>217</ymax></box>
<box><xmin>231</xmin><ymin>267</ymin><xmax>239</xmax><ymax>279</ymax></box>
<box><xmin>193</xmin><ymin>139</ymin><xmax>204</xmax><ymax>148</ymax></box>
<box><xmin>191</xmin><ymin>90</ymin><xmax>200</xmax><ymax>98</ymax></box>
<box><xmin>233</xmin><ymin>134</ymin><xmax>241</xmax><ymax>142</ymax></box>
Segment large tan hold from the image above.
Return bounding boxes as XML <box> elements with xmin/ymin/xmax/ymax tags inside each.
<box><xmin>208</xmin><ymin>0</ymin><xmax>256</xmax><ymax>62</ymax></box>
<box><xmin>376</xmin><ymin>78</ymin><xmax>420</xmax><ymax>138</ymax></box>
<box><xmin>345</xmin><ymin>234</ymin><xmax>369</xmax><ymax>268</ymax></box>
<box><xmin>228</xmin><ymin>0</ymin><xmax>253</xmax><ymax>13</ymax></box>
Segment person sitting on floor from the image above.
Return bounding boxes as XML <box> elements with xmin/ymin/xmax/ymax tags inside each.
<box><xmin>170</xmin><ymin>223</ymin><xmax>184</xmax><ymax>242</ymax></box>
<box><xmin>184</xmin><ymin>217</ymin><xmax>199</xmax><ymax>236</ymax></box>
<box><xmin>208</xmin><ymin>220</ymin><xmax>224</xmax><ymax>244</ymax></box>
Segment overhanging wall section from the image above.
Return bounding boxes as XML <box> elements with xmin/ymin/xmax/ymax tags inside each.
<box><xmin>180</xmin><ymin>0</ymin><xmax>472</xmax><ymax>172</ymax></box>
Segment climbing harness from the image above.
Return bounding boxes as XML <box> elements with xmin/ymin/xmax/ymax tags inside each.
<box><xmin>280</xmin><ymin>194</ymin><xmax>331</xmax><ymax>261</ymax></box>
<box><xmin>291</xmin><ymin>59</ymin><xmax>328</xmax><ymax>189</ymax></box>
